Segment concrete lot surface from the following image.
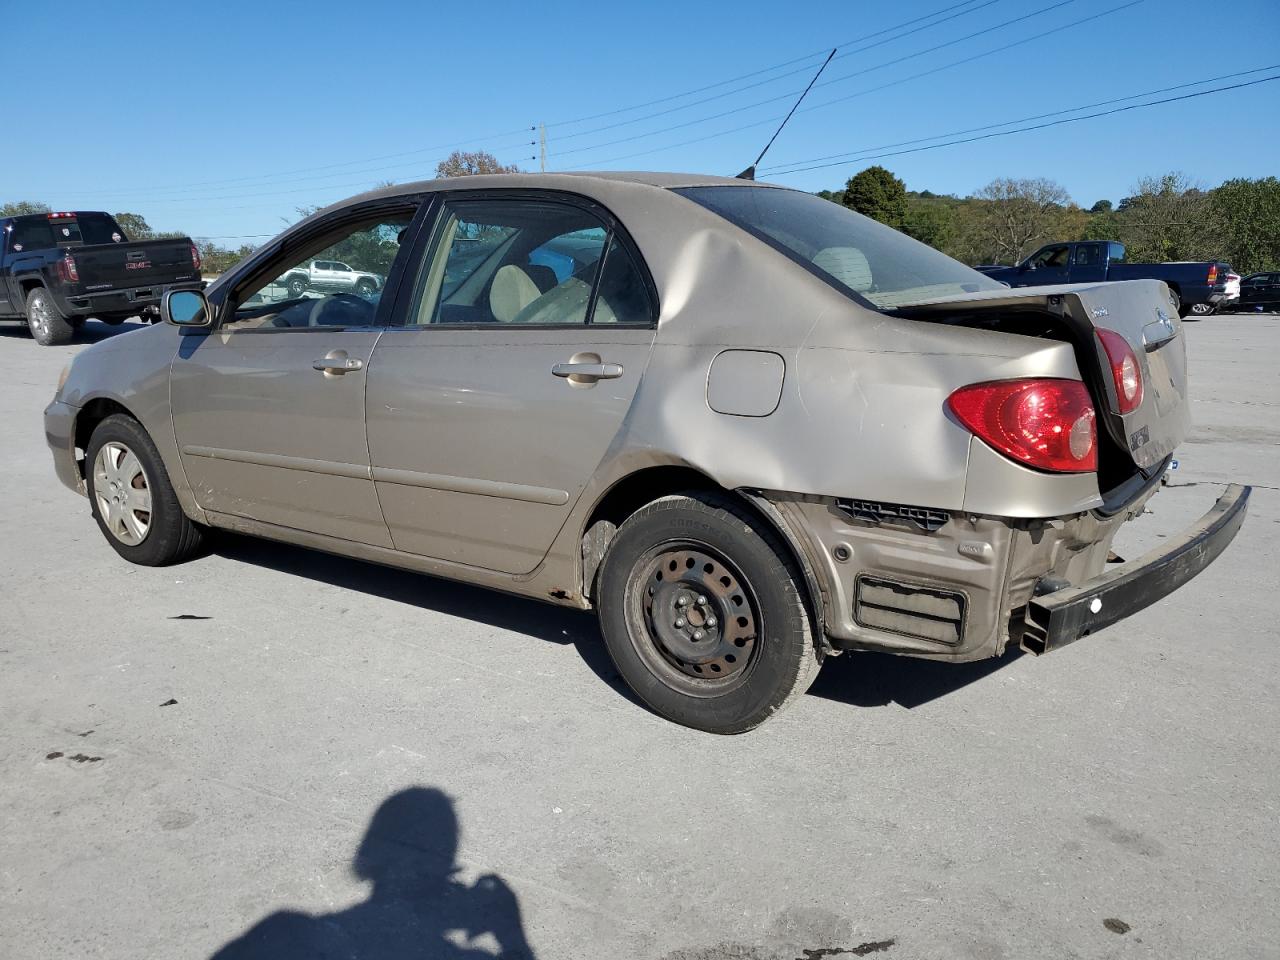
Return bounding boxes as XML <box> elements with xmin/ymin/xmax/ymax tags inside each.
<box><xmin>2</xmin><ymin>315</ymin><xmax>1277</xmax><ymax>959</ymax></box>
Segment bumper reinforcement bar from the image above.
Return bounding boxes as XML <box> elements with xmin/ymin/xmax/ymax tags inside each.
<box><xmin>1023</xmin><ymin>483</ymin><xmax>1251</xmax><ymax>655</ymax></box>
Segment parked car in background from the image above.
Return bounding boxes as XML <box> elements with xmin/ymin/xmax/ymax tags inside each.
<box><xmin>975</xmin><ymin>241</ymin><xmax>1231</xmax><ymax>318</ymax></box>
<box><xmin>44</xmin><ymin>173</ymin><xmax>1248</xmax><ymax>733</ymax></box>
<box><xmin>0</xmin><ymin>211</ymin><xmax>201</xmax><ymax>344</ymax></box>
<box><xmin>1223</xmin><ymin>271</ymin><xmax>1241</xmax><ymax>309</ymax></box>
<box><xmin>1236</xmin><ymin>271</ymin><xmax>1280</xmax><ymax>312</ymax></box>
<box><xmin>278</xmin><ymin>259</ymin><xmax>383</xmax><ymax>299</ymax></box>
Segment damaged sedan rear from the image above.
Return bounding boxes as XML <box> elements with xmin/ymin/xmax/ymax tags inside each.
<box><xmin>44</xmin><ymin>172</ymin><xmax>1248</xmax><ymax>733</ymax></box>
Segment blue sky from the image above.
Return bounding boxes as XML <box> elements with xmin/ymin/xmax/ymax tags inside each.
<box><xmin>4</xmin><ymin>0</ymin><xmax>1277</xmax><ymax>242</ymax></box>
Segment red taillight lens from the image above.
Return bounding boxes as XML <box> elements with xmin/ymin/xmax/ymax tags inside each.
<box><xmin>1096</xmin><ymin>328</ymin><xmax>1143</xmax><ymax>414</ymax></box>
<box><xmin>190</xmin><ymin>242</ymin><xmax>202</xmax><ymax>272</ymax></box>
<box><xmin>1207</xmin><ymin>264</ymin><xmax>1218</xmax><ymax>285</ymax></box>
<box><xmin>947</xmin><ymin>379</ymin><xmax>1097</xmax><ymax>473</ymax></box>
<box><xmin>56</xmin><ymin>254</ymin><xmax>79</xmax><ymax>282</ymax></box>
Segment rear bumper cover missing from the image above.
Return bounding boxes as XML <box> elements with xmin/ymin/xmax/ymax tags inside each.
<box><xmin>1023</xmin><ymin>483</ymin><xmax>1250</xmax><ymax>654</ymax></box>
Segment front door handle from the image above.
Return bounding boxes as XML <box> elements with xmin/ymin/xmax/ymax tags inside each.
<box><xmin>313</xmin><ymin>350</ymin><xmax>364</xmax><ymax>376</ymax></box>
<box><xmin>551</xmin><ymin>361</ymin><xmax>623</xmax><ymax>383</ymax></box>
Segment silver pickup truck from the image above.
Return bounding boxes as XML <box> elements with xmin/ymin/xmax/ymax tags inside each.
<box><xmin>278</xmin><ymin>259</ymin><xmax>383</xmax><ymax>299</ymax></box>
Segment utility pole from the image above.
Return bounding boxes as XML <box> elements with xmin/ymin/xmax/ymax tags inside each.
<box><xmin>539</xmin><ymin>123</ymin><xmax>547</xmax><ymax>173</ymax></box>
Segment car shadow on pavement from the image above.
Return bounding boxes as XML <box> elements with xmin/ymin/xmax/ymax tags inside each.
<box><xmin>209</xmin><ymin>785</ymin><xmax>536</xmax><ymax>959</ymax></box>
<box><xmin>215</xmin><ymin>534</ymin><xmax>1018</xmax><ymax>715</ymax></box>
<box><xmin>212</xmin><ymin>534</ymin><xmax>640</xmax><ymax>705</ymax></box>
<box><xmin>808</xmin><ymin>646</ymin><xmax>1022</xmax><ymax>709</ymax></box>
<box><xmin>0</xmin><ymin>318</ymin><xmax>149</xmax><ymax>344</ymax></box>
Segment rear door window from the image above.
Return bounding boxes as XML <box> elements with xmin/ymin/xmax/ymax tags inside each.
<box><xmin>403</xmin><ymin>197</ymin><xmax>654</xmax><ymax>327</ymax></box>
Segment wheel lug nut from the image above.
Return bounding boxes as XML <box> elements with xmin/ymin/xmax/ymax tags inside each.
<box><xmin>693</xmin><ymin>629</ymin><xmax>705</xmax><ymax>641</ymax></box>
<box><xmin>677</xmin><ymin>596</ymin><xmax>689</xmax><ymax>607</ymax></box>
<box><xmin>706</xmin><ymin>617</ymin><xmax>717</xmax><ymax>628</ymax></box>
<box><xmin>696</xmin><ymin>596</ymin><xmax>707</xmax><ymax>606</ymax></box>
<box><xmin>674</xmin><ymin>618</ymin><xmax>686</xmax><ymax>628</ymax></box>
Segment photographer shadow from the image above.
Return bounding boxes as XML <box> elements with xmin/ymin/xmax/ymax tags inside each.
<box><xmin>210</xmin><ymin>787</ymin><xmax>535</xmax><ymax>959</ymax></box>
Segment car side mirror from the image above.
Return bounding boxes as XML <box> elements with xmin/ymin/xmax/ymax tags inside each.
<box><xmin>162</xmin><ymin>288</ymin><xmax>213</xmax><ymax>328</ymax></box>
<box><xmin>1022</xmin><ymin>260</ymin><xmax>1036</xmax><ymax>272</ymax></box>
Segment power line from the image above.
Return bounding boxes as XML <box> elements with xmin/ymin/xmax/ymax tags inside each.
<box><xmin>763</xmin><ymin>73</ymin><xmax>1280</xmax><ymax>176</ymax></box>
<box><xmin>762</xmin><ymin>64</ymin><xmax>1280</xmax><ymax>174</ymax></box>
<box><xmin>546</xmin><ymin>0</ymin><xmax>1006</xmax><ymax>147</ymax></box>
<box><xmin>563</xmin><ymin>0</ymin><xmax>1141</xmax><ymax>169</ymax></box>
<box><xmin>553</xmin><ymin>0</ymin><xmax>1081</xmax><ymax>161</ymax></box>
<box><xmin>543</xmin><ymin>0</ymin><xmax>994</xmax><ymax>131</ymax></box>
<box><xmin>29</xmin><ymin>0</ymin><xmax>994</xmax><ymax>201</ymax></box>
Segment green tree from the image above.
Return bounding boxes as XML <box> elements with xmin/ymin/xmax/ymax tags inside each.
<box><xmin>1114</xmin><ymin>172</ymin><xmax>1224</xmax><ymax>263</ymax></box>
<box><xmin>435</xmin><ymin>150</ymin><xmax>521</xmax><ymax>178</ymax></box>
<box><xmin>1212</xmin><ymin>176</ymin><xmax>1280</xmax><ymax>273</ymax></box>
<box><xmin>1089</xmin><ymin>199</ymin><xmax>1113</xmax><ymax>214</ymax></box>
<box><xmin>966</xmin><ymin>177</ymin><xmax>1082</xmax><ymax>264</ymax></box>
<box><xmin>113</xmin><ymin>212</ymin><xmax>154</xmax><ymax>240</ymax></box>
<box><xmin>0</xmin><ymin>200</ymin><xmax>51</xmax><ymax>217</ymax></box>
<box><xmin>902</xmin><ymin>199</ymin><xmax>955</xmax><ymax>251</ymax></box>
<box><xmin>842</xmin><ymin>165</ymin><xmax>908</xmax><ymax>229</ymax></box>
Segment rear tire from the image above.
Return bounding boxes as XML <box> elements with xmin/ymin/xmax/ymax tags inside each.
<box><xmin>85</xmin><ymin>414</ymin><xmax>205</xmax><ymax>566</ymax></box>
<box><xmin>286</xmin><ymin>276</ymin><xmax>307</xmax><ymax>298</ymax></box>
<box><xmin>596</xmin><ymin>492</ymin><xmax>822</xmax><ymax>734</ymax></box>
<box><xmin>1188</xmin><ymin>302</ymin><xmax>1213</xmax><ymax>318</ymax></box>
<box><xmin>25</xmin><ymin>287</ymin><xmax>76</xmax><ymax>345</ymax></box>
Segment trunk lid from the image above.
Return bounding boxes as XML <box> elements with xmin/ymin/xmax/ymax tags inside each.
<box><xmin>889</xmin><ymin>279</ymin><xmax>1190</xmax><ymax>473</ymax></box>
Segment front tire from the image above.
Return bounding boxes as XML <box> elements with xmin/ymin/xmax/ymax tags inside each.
<box><xmin>597</xmin><ymin>492</ymin><xmax>822</xmax><ymax>734</ymax></box>
<box><xmin>85</xmin><ymin>414</ymin><xmax>205</xmax><ymax>566</ymax></box>
<box><xmin>25</xmin><ymin>287</ymin><xmax>76</xmax><ymax>345</ymax></box>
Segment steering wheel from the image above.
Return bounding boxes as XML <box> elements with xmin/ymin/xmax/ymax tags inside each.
<box><xmin>307</xmin><ymin>292</ymin><xmax>375</xmax><ymax>327</ymax></box>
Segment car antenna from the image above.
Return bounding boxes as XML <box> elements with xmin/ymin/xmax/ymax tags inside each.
<box><xmin>736</xmin><ymin>48</ymin><xmax>836</xmax><ymax>181</ymax></box>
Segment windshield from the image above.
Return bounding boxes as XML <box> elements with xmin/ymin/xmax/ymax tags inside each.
<box><xmin>675</xmin><ymin>186</ymin><xmax>1004</xmax><ymax>309</ymax></box>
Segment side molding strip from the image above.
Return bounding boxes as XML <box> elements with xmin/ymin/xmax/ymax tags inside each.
<box><xmin>181</xmin><ymin>445</ymin><xmax>370</xmax><ymax>480</ymax></box>
<box><xmin>371</xmin><ymin>466</ymin><xmax>570</xmax><ymax>506</ymax></box>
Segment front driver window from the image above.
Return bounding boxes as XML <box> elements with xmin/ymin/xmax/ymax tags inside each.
<box><xmin>227</xmin><ymin>214</ymin><xmax>414</xmax><ymax>331</ymax></box>
<box><xmin>1030</xmin><ymin>245</ymin><xmax>1069</xmax><ymax>269</ymax></box>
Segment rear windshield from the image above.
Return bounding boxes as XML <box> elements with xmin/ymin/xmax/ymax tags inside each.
<box><xmin>675</xmin><ymin>186</ymin><xmax>1004</xmax><ymax>309</ymax></box>
<box><xmin>6</xmin><ymin>213</ymin><xmax>124</xmax><ymax>251</ymax></box>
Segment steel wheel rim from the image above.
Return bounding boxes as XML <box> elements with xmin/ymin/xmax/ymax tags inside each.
<box><xmin>93</xmin><ymin>441</ymin><xmax>152</xmax><ymax>545</ymax></box>
<box><xmin>626</xmin><ymin>540</ymin><xmax>761</xmax><ymax>696</ymax></box>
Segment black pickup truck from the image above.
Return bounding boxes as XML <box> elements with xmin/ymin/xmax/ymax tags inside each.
<box><xmin>975</xmin><ymin>241</ymin><xmax>1232</xmax><ymax>318</ymax></box>
<box><xmin>0</xmin><ymin>211</ymin><xmax>202</xmax><ymax>345</ymax></box>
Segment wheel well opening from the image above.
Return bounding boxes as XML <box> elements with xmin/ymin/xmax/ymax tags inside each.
<box><xmin>74</xmin><ymin>399</ymin><xmax>134</xmax><ymax>456</ymax></box>
<box><xmin>579</xmin><ymin>466</ymin><xmax>820</xmax><ymax>630</ymax></box>
<box><xmin>581</xmin><ymin>467</ymin><xmax>721</xmax><ymax>603</ymax></box>
<box><xmin>20</xmin><ymin>278</ymin><xmax>43</xmax><ymax>297</ymax></box>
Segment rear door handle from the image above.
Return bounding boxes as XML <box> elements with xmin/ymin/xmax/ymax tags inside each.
<box><xmin>552</xmin><ymin>361</ymin><xmax>623</xmax><ymax>382</ymax></box>
<box><xmin>313</xmin><ymin>350</ymin><xmax>364</xmax><ymax>375</ymax></box>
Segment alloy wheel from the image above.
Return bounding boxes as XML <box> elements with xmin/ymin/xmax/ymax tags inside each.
<box><xmin>93</xmin><ymin>441</ymin><xmax>153</xmax><ymax>545</ymax></box>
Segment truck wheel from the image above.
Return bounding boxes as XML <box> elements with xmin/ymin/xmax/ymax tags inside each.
<box><xmin>1188</xmin><ymin>303</ymin><xmax>1213</xmax><ymax>318</ymax></box>
<box><xmin>1167</xmin><ymin>289</ymin><xmax>1183</xmax><ymax>317</ymax></box>
<box><xmin>355</xmin><ymin>278</ymin><xmax>376</xmax><ymax>297</ymax></box>
<box><xmin>25</xmin><ymin>287</ymin><xmax>76</xmax><ymax>346</ymax></box>
<box><xmin>287</xmin><ymin>276</ymin><xmax>307</xmax><ymax>298</ymax></box>
<box><xmin>85</xmin><ymin>414</ymin><xmax>205</xmax><ymax>566</ymax></box>
<box><xmin>596</xmin><ymin>492</ymin><xmax>822</xmax><ymax>734</ymax></box>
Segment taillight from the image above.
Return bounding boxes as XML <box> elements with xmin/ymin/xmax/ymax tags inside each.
<box><xmin>1207</xmin><ymin>264</ymin><xmax>1218</xmax><ymax>285</ymax></box>
<box><xmin>56</xmin><ymin>254</ymin><xmax>79</xmax><ymax>282</ymax></box>
<box><xmin>947</xmin><ymin>379</ymin><xmax>1097</xmax><ymax>473</ymax></box>
<box><xmin>190</xmin><ymin>242</ymin><xmax>202</xmax><ymax>272</ymax></box>
<box><xmin>1095</xmin><ymin>328</ymin><xmax>1143</xmax><ymax>414</ymax></box>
